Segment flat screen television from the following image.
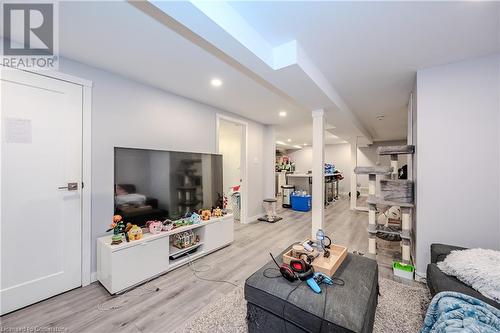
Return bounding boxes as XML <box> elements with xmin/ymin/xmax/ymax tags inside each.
<box><xmin>114</xmin><ymin>147</ymin><xmax>223</xmax><ymax>225</ymax></box>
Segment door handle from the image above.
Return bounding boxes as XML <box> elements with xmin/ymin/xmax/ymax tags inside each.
<box><xmin>58</xmin><ymin>182</ymin><xmax>78</xmax><ymax>191</ymax></box>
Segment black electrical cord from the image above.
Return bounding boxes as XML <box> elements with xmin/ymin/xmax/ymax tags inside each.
<box><xmin>263</xmin><ymin>267</ymin><xmax>283</xmax><ymax>278</ymax></box>
<box><xmin>282</xmin><ymin>280</ymin><xmax>304</xmax><ymax>333</ymax></box>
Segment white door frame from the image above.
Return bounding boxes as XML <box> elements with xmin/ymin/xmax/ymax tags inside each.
<box><xmin>8</xmin><ymin>67</ymin><xmax>94</xmax><ymax>287</ymax></box>
<box><xmin>215</xmin><ymin>114</ymin><xmax>249</xmax><ymax>224</ymax></box>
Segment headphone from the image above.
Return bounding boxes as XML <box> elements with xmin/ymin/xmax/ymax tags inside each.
<box><xmin>270</xmin><ymin>253</ymin><xmax>314</xmax><ymax>282</ymax></box>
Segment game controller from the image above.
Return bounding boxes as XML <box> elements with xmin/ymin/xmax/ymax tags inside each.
<box><xmin>314</xmin><ymin>272</ymin><xmax>334</xmax><ymax>286</ymax></box>
<box><xmin>305</xmin><ymin>276</ymin><xmax>322</xmax><ymax>293</ymax></box>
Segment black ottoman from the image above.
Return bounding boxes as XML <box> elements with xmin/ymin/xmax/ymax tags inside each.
<box><xmin>245</xmin><ymin>251</ymin><xmax>378</xmax><ymax>333</ymax></box>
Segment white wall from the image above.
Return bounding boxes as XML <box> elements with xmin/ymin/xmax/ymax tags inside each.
<box><xmin>415</xmin><ymin>54</ymin><xmax>500</xmax><ymax>275</ymax></box>
<box><xmin>263</xmin><ymin>126</ymin><xmax>276</xmax><ymax>198</ymax></box>
<box><xmin>59</xmin><ymin>58</ymin><xmax>271</xmax><ymax>273</ymax></box>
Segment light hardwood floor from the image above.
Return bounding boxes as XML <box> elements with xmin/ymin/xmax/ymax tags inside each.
<box><xmin>1</xmin><ymin>197</ymin><xmax>414</xmax><ymax>332</ymax></box>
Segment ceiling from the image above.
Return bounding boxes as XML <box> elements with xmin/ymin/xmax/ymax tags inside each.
<box><xmin>229</xmin><ymin>1</ymin><xmax>500</xmax><ymax>141</ymax></box>
<box><xmin>56</xmin><ymin>1</ymin><xmax>309</xmax><ymax>127</ymax></box>
<box><xmin>3</xmin><ymin>1</ymin><xmax>498</xmax><ymax>148</ymax></box>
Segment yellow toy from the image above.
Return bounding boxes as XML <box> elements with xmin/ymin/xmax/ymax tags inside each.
<box><xmin>212</xmin><ymin>207</ymin><xmax>223</xmax><ymax>218</ymax></box>
<box><xmin>127</xmin><ymin>224</ymin><xmax>143</xmax><ymax>241</ymax></box>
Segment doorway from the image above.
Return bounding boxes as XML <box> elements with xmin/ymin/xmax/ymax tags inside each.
<box><xmin>0</xmin><ymin>68</ymin><xmax>91</xmax><ymax>315</ymax></box>
<box><xmin>216</xmin><ymin>115</ymin><xmax>247</xmax><ymax>223</ymax></box>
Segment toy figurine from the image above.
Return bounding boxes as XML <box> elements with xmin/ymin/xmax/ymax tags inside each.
<box><xmin>107</xmin><ymin>215</ymin><xmax>126</xmax><ymax>245</ymax></box>
<box><xmin>212</xmin><ymin>207</ymin><xmax>223</xmax><ymax>218</ymax></box>
<box><xmin>162</xmin><ymin>219</ymin><xmax>174</xmax><ymax>231</ymax></box>
<box><xmin>189</xmin><ymin>212</ymin><xmax>201</xmax><ymax>224</ymax></box>
<box><xmin>127</xmin><ymin>224</ymin><xmax>143</xmax><ymax>241</ymax></box>
<box><xmin>200</xmin><ymin>210</ymin><xmax>211</xmax><ymax>221</ymax></box>
<box><xmin>146</xmin><ymin>220</ymin><xmax>163</xmax><ymax>234</ymax></box>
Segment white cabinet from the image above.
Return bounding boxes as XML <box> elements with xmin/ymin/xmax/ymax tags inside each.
<box><xmin>204</xmin><ymin>217</ymin><xmax>233</xmax><ymax>250</ymax></box>
<box><xmin>97</xmin><ymin>215</ymin><xmax>233</xmax><ymax>294</ymax></box>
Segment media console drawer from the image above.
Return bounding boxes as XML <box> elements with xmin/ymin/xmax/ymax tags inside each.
<box><xmin>110</xmin><ymin>237</ymin><xmax>170</xmax><ymax>293</ymax></box>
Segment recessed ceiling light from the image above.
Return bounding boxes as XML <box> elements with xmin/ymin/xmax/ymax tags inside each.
<box><xmin>210</xmin><ymin>78</ymin><xmax>222</xmax><ymax>87</ymax></box>
<box><xmin>276</xmin><ymin>141</ymin><xmax>285</xmax><ymax>145</ymax></box>
<box><xmin>287</xmin><ymin>138</ymin><xmax>292</xmax><ymax>142</ymax></box>
<box><xmin>303</xmin><ymin>143</ymin><xmax>308</xmax><ymax>146</ymax></box>
<box><xmin>279</xmin><ymin>111</ymin><xmax>287</xmax><ymax>117</ymax></box>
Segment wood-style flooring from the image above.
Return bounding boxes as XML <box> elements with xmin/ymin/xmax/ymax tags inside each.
<box><xmin>1</xmin><ymin>197</ymin><xmax>415</xmax><ymax>332</ymax></box>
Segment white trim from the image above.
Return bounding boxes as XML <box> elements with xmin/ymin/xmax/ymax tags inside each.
<box><xmin>415</xmin><ymin>271</ymin><xmax>426</xmax><ymax>283</ymax></box>
<box><xmin>27</xmin><ymin>69</ymin><xmax>93</xmax><ymax>88</ymax></box>
<box><xmin>247</xmin><ymin>214</ymin><xmax>263</xmax><ymax>223</ymax></box>
<box><xmin>0</xmin><ymin>66</ymin><xmax>93</xmax><ymax>88</ymax></box>
<box><xmin>90</xmin><ymin>272</ymin><xmax>98</xmax><ymax>283</ymax></box>
<box><xmin>216</xmin><ymin>114</ymin><xmax>249</xmax><ymax>224</ymax></box>
<box><xmin>81</xmin><ymin>85</ymin><xmax>92</xmax><ymax>287</ymax></box>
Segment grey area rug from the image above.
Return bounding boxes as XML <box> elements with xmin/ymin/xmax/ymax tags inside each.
<box><xmin>176</xmin><ymin>278</ymin><xmax>430</xmax><ymax>333</ymax></box>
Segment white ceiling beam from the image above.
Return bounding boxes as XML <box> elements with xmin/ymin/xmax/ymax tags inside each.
<box><xmin>137</xmin><ymin>1</ymin><xmax>373</xmax><ymax>143</ymax></box>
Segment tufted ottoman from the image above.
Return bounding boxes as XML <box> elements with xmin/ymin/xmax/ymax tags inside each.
<box><xmin>244</xmin><ymin>250</ymin><xmax>378</xmax><ymax>333</ymax></box>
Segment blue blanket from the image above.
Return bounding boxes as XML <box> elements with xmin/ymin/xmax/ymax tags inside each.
<box><xmin>421</xmin><ymin>292</ymin><xmax>500</xmax><ymax>333</ymax></box>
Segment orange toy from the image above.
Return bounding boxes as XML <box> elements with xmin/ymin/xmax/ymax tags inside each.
<box><xmin>200</xmin><ymin>210</ymin><xmax>211</xmax><ymax>221</ymax></box>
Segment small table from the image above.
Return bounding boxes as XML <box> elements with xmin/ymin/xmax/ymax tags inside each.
<box><xmin>245</xmin><ymin>249</ymin><xmax>378</xmax><ymax>333</ymax></box>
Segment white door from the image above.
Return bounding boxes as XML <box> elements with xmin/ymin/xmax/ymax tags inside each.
<box><xmin>0</xmin><ymin>68</ymin><xmax>83</xmax><ymax>315</ymax></box>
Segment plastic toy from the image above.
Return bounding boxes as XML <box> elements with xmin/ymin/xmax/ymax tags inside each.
<box><xmin>127</xmin><ymin>225</ymin><xmax>143</xmax><ymax>241</ymax></box>
<box><xmin>107</xmin><ymin>215</ymin><xmax>126</xmax><ymax>245</ymax></box>
<box><xmin>162</xmin><ymin>219</ymin><xmax>174</xmax><ymax>231</ymax></box>
<box><xmin>146</xmin><ymin>220</ymin><xmax>163</xmax><ymax>234</ymax></box>
<box><xmin>212</xmin><ymin>207</ymin><xmax>223</xmax><ymax>218</ymax></box>
<box><xmin>189</xmin><ymin>212</ymin><xmax>201</xmax><ymax>224</ymax></box>
<box><xmin>200</xmin><ymin>210</ymin><xmax>211</xmax><ymax>221</ymax></box>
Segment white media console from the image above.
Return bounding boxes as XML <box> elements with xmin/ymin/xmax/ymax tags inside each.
<box><xmin>97</xmin><ymin>214</ymin><xmax>233</xmax><ymax>294</ymax></box>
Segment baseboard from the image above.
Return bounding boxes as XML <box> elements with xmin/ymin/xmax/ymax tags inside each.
<box><xmin>90</xmin><ymin>271</ymin><xmax>98</xmax><ymax>283</ymax></box>
<box><xmin>245</xmin><ymin>214</ymin><xmax>263</xmax><ymax>224</ymax></box>
<box><xmin>415</xmin><ymin>271</ymin><xmax>427</xmax><ymax>283</ymax></box>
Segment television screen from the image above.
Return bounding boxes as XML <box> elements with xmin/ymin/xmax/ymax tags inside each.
<box><xmin>114</xmin><ymin>147</ymin><xmax>223</xmax><ymax>225</ymax></box>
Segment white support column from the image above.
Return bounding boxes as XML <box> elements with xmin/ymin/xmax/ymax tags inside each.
<box><xmin>311</xmin><ymin>109</ymin><xmax>325</xmax><ymax>238</ymax></box>
<box><xmin>349</xmin><ymin>137</ymin><xmax>358</xmax><ymax>210</ymax></box>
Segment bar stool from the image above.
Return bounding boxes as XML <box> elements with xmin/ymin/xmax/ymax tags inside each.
<box><xmin>257</xmin><ymin>198</ymin><xmax>282</xmax><ymax>223</ymax></box>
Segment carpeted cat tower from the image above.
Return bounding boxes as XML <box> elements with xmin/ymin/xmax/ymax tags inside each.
<box><xmin>354</xmin><ymin>145</ymin><xmax>415</xmax><ymax>276</ymax></box>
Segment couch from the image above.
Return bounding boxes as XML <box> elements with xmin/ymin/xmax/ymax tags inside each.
<box><xmin>426</xmin><ymin>243</ymin><xmax>500</xmax><ymax>310</ymax></box>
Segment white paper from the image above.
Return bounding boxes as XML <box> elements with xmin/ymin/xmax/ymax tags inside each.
<box><xmin>5</xmin><ymin>118</ymin><xmax>32</xmax><ymax>143</ymax></box>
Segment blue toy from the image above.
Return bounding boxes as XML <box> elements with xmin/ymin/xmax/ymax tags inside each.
<box><xmin>189</xmin><ymin>212</ymin><xmax>201</xmax><ymax>224</ymax></box>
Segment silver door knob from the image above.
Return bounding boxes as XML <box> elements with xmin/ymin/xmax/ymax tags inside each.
<box><xmin>58</xmin><ymin>182</ymin><xmax>78</xmax><ymax>191</ymax></box>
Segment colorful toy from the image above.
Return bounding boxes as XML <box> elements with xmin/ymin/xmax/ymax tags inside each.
<box><xmin>107</xmin><ymin>215</ymin><xmax>126</xmax><ymax>245</ymax></box>
<box><xmin>212</xmin><ymin>207</ymin><xmax>223</xmax><ymax>218</ymax></box>
<box><xmin>171</xmin><ymin>230</ymin><xmax>198</xmax><ymax>249</ymax></box>
<box><xmin>127</xmin><ymin>224</ymin><xmax>143</xmax><ymax>241</ymax></box>
<box><xmin>146</xmin><ymin>220</ymin><xmax>163</xmax><ymax>234</ymax></box>
<box><xmin>173</xmin><ymin>219</ymin><xmax>192</xmax><ymax>228</ymax></box>
<box><xmin>162</xmin><ymin>219</ymin><xmax>174</xmax><ymax>231</ymax></box>
<box><xmin>200</xmin><ymin>210</ymin><xmax>211</xmax><ymax>221</ymax></box>
<box><xmin>189</xmin><ymin>212</ymin><xmax>201</xmax><ymax>224</ymax></box>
